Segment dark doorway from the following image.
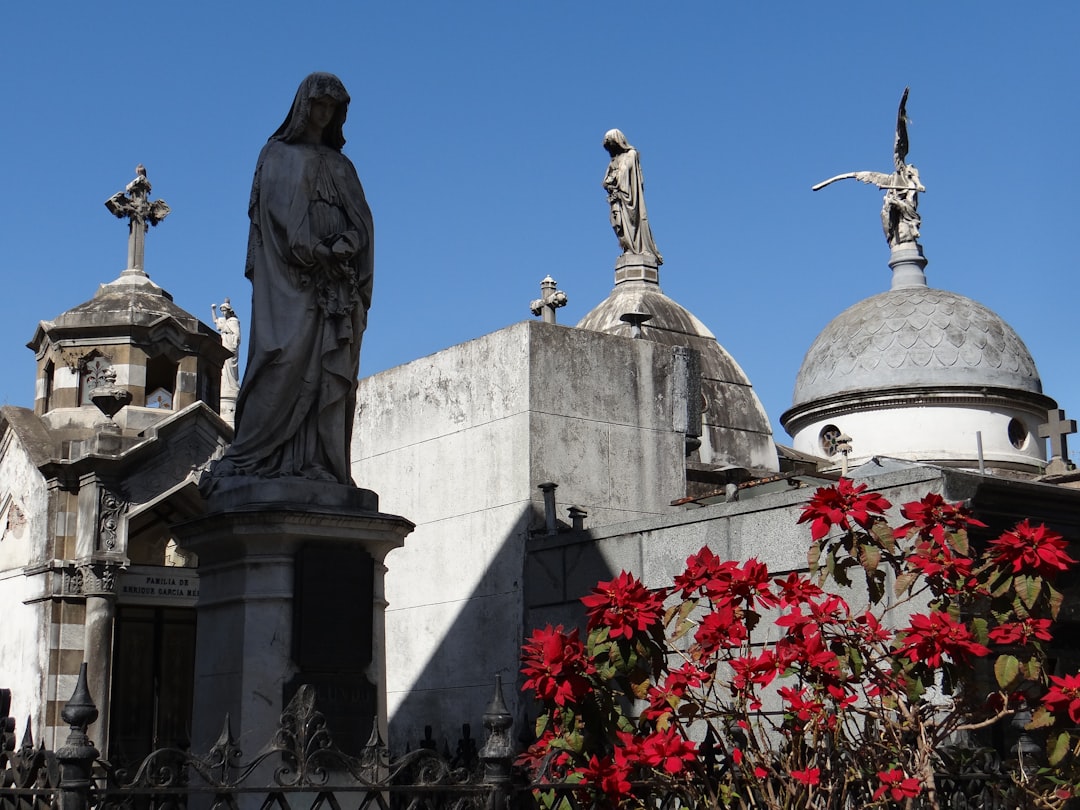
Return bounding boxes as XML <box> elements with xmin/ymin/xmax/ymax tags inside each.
<box><xmin>108</xmin><ymin>606</ymin><xmax>196</xmax><ymax>766</ymax></box>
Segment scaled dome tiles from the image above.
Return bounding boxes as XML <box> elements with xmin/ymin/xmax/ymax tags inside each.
<box><xmin>792</xmin><ymin>287</ymin><xmax>1042</xmax><ymax>405</ymax></box>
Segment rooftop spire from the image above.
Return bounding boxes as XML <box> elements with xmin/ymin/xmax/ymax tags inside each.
<box><xmin>812</xmin><ymin>88</ymin><xmax>928</xmax><ymax>290</ymax></box>
<box><xmin>104</xmin><ymin>164</ymin><xmax>171</xmax><ymax>278</ymax></box>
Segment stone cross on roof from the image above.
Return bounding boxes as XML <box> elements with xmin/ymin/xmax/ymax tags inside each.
<box><xmin>104</xmin><ymin>164</ymin><xmax>171</xmax><ymax>277</ymax></box>
<box><xmin>1039</xmin><ymin>408</ymin><xmax>1077</xmax><ymax>463</ymax></box>
<box><xmin>529</xmin><ymin>276</ymin><xmax>568</xmax><ymax>324</ymax></box>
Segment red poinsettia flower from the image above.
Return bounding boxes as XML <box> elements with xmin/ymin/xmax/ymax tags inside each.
<box><xmin>674</xmin><ymin>546</ymin><xmax>726</xmax><ymax>597</ymax></box>
<box><xmin>896</xmin><ymin>612</ymin><xmax>990</xmax><ymax>667</ymax></box>
<box><xmin>694</xmin><ymin>603</ymin><xmax>747</xmax><ymax>653</ymax></box>
<box><xmin>521</xmin><ymin>625</ymin><xmax>595</xmax><ymax>706</ymax></box>
<box><xmin>986</xmin><ymin>520</ymin><xmax>1076</xmax><ymax>579</ymax></box>
<box><xmin>581</xmin><ymin>571</ymin><xmax>665</xmax><ymax>640</ymax></box>
<box><xmin>730</xmin><ymin>650</ymin><xmax>783</xmax><ymax>691</ymax></box>
<box><xmin>790</xmin><ymin>767</ymin><xmax>820</xmax><ymax>786</ymax></box>
<box><xmin>873</xmin><ymin>769</ymin><xmax>921</xmax><ymax>801</ymax></box>
<box><xmin>894</xmin><ymin>493</ymin><xmax>985</xmax><ymax>541</ymax></box>
<box><xmin>633</xmin><ymin>727</ymin><xmax>697</xmax><ymax>774</ymax></box>
<box><xmin>797</xmin><ymin>479</ymin><xmax>891</xmax><ymax>540</ymax></box>
<box><xmin>773</xmin><ymin>571</ymin><xmax>824</xmax><ymax>607</ymax></box>
<box><xmin>575</xmin><ymin>754</ymin><xmax>632</xmax><ymax>800</ymax></box>
<box><xmin>1042</xmin><ymin>672</ymin><xmax>1080</xmax><ymax>724</ymax></box>
<box><xmin>988</xmin><ymin>617</ymin><xmax>1053</xmax><ymax>645</ymax></box>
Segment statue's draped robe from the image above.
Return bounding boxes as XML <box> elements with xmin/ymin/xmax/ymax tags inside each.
<box><xmin>223</xmin><ymin>139</ymin><xmax>373</xmax><ymax>483</ymax></box>
<box><xmin>603</xmin><ymin>148</ymin><xmax>661</xmax><ymax>261</ymax></box>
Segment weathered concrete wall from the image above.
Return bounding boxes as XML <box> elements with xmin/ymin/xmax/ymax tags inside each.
<box><xmin>525</xmin><ymin>465</ymin><xmax>952</xmax><ymax>635</ymax></box>
<box><xmin>0</xmin><ymin>426</ymin><xmax>53</xmax><ymax>733</ymax></box>
<box><xmin>353</xmin><ymin>321</ymin><xmax>689</xmax><ymax>748</ymax></box>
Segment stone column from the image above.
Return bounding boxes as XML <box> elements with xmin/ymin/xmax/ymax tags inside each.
<box><xmin>80</xmin><ymin>561</ymin><xmax>121</xmax><ymax>755</ymax></box>
<box><xmin>172</xmin><ymin>481</ymin><xmax>412</xmax><ymax>756</ymax></box>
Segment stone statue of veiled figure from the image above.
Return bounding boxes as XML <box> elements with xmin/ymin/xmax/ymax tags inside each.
<box><xmin>205</xmin><ymin>73</ymin><xmax>373</xmax><ymax>488</ymax></box>
<box><xmin>603</xmin><ymin>129</ymin><xmax>663</xmax><ymax>265</ymax></box>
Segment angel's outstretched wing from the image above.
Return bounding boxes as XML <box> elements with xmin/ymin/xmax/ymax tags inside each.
<box><xmin>894</xmin><ymin>87</ymin><xmax>911</xmax><ymax>172</ymax></box>
<box><xmin>812</xmin><ymin>170</ymin><xmax>896</xmax><ymax>192</ymax></box>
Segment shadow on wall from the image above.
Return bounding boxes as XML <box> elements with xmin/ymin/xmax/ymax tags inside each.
<box><xmin>383</xmin><ymin>502</ymin><xmax>618</xmax><ymax>754</ymax></box>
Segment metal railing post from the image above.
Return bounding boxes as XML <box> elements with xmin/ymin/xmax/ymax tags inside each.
<box><xmin>55</xmin><ymin>664</ymin><xmax>99</xmax><ymax>810</ymax></box>
<box><xmin>479</xmin><ymin>675</ymin><xmax>514</xmax><ymax>810</ymax></box>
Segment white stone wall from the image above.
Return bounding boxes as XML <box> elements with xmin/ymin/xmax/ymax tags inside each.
<box><xmin>0</xmin><ymin>428</ymin><xmax>52</xmax><ymax>733</ymax></box>
<box><xmin>789</xmin><ymin>402</ymin><xmax>1048</xmax><ymax>471</ymax></box>
<box><xmin>353</xmin><ymin>321</ymin><xmax>688</xmax><ymax>748</ymax></box>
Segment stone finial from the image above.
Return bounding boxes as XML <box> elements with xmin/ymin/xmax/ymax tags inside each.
<box><xmin>812</xmin><ymin>88</ymin><xmax>925</xmax><ymax>252</ymax></box>
<box><xmin>530</xmin><ymin>276</ymin><xmax>568</xmax><ymax>324</ymax></box>
<box><xmin>104</xmin><ymin>165</ymin><xmax>171</xmax><ymax>277</ymax></box>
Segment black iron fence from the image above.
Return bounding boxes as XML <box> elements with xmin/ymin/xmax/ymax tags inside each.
<box><xmin>0</xmin><ymin>667</ymin><xmax>1050</xmax><ymax>810</ymax></box>
<box><xmin>0</xmin><ymin>665</ymin><xmax>515</xmax><ymax>810</ymax></box>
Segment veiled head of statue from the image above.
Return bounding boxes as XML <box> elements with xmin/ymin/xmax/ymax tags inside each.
<box><xmin>602</xmin><ymin>128</ymin><xmax>632</xmax><ymax>154</ymax></box>
<box><xmin>273</xmin><ymin>73</ymin><xmax>352</xmax><ymax>150</ymax></box>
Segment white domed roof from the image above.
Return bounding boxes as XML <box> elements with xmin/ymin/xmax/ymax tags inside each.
<box><xmin>791</xmin><ymin>286</ymin><xmax>1043</xmax><ymax>406</ymax></box>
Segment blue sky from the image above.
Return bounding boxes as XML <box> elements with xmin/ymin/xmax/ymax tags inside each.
<box><xmin>1</xmin><ymin>3</ymin><xmax>1076</xmax><ymax>455</ymax></box>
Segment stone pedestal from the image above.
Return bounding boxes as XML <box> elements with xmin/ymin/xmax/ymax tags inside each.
<box><xmin>173</xmin><ymin>480</ymin><xmax>412</xmax><ymax>756</ymax></box>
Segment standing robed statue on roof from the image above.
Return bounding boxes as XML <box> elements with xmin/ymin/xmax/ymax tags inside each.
<box><xmin>603</xmin><ymin>129</ymin><xmax>663</xmax><ymax>265</ymax></box>
<box><xmin>813</xmin><ymin>88</ymin><xmax>925</xmax><ymax>248</ymax></box>
<box><xmin>204</xmin><ymin>72</ymin><xmax>374</xmax><ymax>490</ymax></box>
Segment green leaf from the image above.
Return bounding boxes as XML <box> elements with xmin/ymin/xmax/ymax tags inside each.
<box><xmin>894</xmin><ymin>571</ymin><xmax>918</xmax><ymax>597</ymax></box>
<box><xmin>990</xmin><ymin>573</ymin><xmax>1013</xmax><ymax>599</ymax></box>
<box><xmin>626</xmin><ymin>668</ymin><xmax>651</xmax><ymax>701</ymax></box>
<box><xmin>949</xmin><ymin>529</ymin><xmax>969</xmax><ymax>557</ymax></box>
<box><xmin>1048</xmin><ymin>583</ymin><xmax>1065</xmax><ymax>621</ymax></box>
<box><xmin>994</xmin><ymin>655</ymin><xmax>1021</xmax><ymax>690</ymax></box>
<box><xmin>1048</xmin><ymin>731</ymin><xmax>1071</xmax><ymax>766</ymax></box>
<box><xmin>1025</xmin><ymin>658</ymin><xmax>1042</xmax><ymax>681</ymax></box>
<box><xmin>1028</xmin><ymin>706</ymin><xmax>1056</xmax><ymax>730</ymax></box>
<box><xmin>866</xmin><ymin>568</ymin><xmax>886</xmax><ymax>605</ymax></box>
<box><xmin>848</xmin><ymin>646</ymin><xmax>864</xmax><ymax>678</ymax></box>
<box><xmin>871</xmin><ymin>520</ymin><xmax>896</xmax><ymax>553</ymax></box>
<box><xmin>1015</xmin><ymin>575</ymin><xmax>1041</xmax><ymax>610</ymax></box>
<box><xmin>971</xmin><ymin>617</ymin><xmax>989</xmax><ymax>645</ymax></box>
<box><xmin>807</xmin><ymin>543</ymin><xmax>821</xmax><ymax>573</ymax></box>
<box><xmin>860</xmin><ymin>543</ymin><xmax>881</xmax><ymax>573</ymax></box>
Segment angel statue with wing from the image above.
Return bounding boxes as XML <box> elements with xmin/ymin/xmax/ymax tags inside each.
<box><xmin>813</xmin><ymin>88</ymin><xmax>925</xmax><ymax>248</ymax></box>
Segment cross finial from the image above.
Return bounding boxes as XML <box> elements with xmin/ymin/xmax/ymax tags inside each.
<box><xmin>104</xmin><ymin>165</ymin><xmax>171</xmax><ymax>277</ymax></box>
<box><xmin>529</xmin><ymin>276</ymin><xmax>568</xmax><ymax>324</ymax></box>
<box><xmin>1038</xmin><ymin>408</ymin><xmax>1077</xmax><ymax>463</ymax></box>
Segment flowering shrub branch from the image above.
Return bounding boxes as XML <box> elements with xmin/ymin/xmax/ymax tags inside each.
<box><xmin>519</xmin><ymin>480</ymin><xmax>1078</xmax><ymax>809</ymax></box>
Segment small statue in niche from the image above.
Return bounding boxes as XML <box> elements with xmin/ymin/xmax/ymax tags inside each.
<box><xmin>603</xmin><ymin>129</ymin><xmax>663</xmax><ymax>264</ymax></box>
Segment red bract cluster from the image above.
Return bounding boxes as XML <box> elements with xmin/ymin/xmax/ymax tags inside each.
<box><xmin>895</xmin><ymin>493</ymin><xmax>985</xmax><ymax>541</ymax></box>
<box><xmin>619</xmin><ymin>729</ymin><xmax>697</xmax><ymax>775</ymax></box>
<box><xmin>521</xmin><ymin>625</ymin><xmax>594</xmax><ymax>707</ymax></box>
<box><xmin>1043</xmin><ymin>673</ymin><xmax>1080</xmax><ymax>725</ymax></box>
<box><xmin>790</xmin><ymin>767</ymin><xmax>820</xmax><ymax>786</ymax></box>
<box><xmin>987</xmin><ymin>519</ymin><xmax>1076</xmax><ymax>578</ymax></box>
<box><xmin>988</xmin><ymin>617</ymin><xmax>1053</xmax><ymax>645</ymax></box>
<box><xmin>581</xmin><ymin>571</ymin><xmax>665</xmax><ymax>640</ymax></box>
<box><xmin>873</xmin><ymin>769</ymin><xmax>921</xmax><ymax>801</ymax></box>
<box><xmin>576</xmin><ymin>754</ymin><xmax>631</xmax><ymax>801</ymax></box>
<box><xmin>897</xmin><ymin>612</ymin><xmax>990</xmax><ymax>668</ymax></box>
<box><xmin>797</xmin><ymin>478</ymin><xmax>891</xmax><ymax>540</ymax></box>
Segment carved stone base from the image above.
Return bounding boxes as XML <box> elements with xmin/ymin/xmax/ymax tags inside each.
<box><xmin>172</xmin><ymin>503</ymin><xmax>412</xmax><ymax>754</ymax></box>
<box><xmin>614</xmin><ymin>252</ymin><xmax>660</xmax><ymax>284</ymax></box>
